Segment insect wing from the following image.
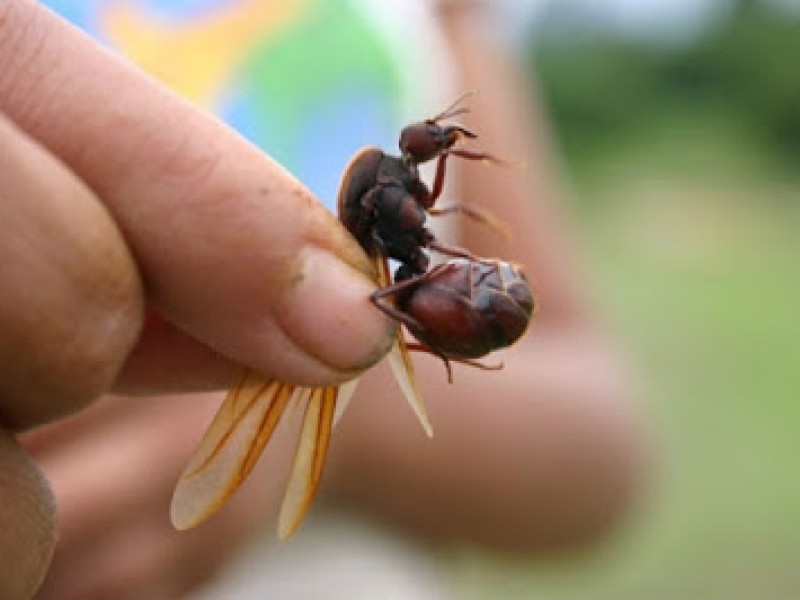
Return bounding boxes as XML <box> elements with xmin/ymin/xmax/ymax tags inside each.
<box><xmin>332</xmin><ymin>377</ymin><xmax>361</xmax><ymax>427</ymax></box>
<box><xmin>278</xmin><ymin>379</ymin><xmax>360</xmax><ymax>538</ymax></box>
<box><xmin>170</xmin><ymin>371</ymin><xmax>294</xmax><ymax>530</ymax></box>
<box><xmin>277</xmin><ymin>386</ymin><xmax>337</xmax><ymax>539</ymax></box>
<box><xmin>375</xmin><ymin>256</ymin><xmax>433</xmax><ymax>438</ymax></box>
<box><xmin>387</xmin><ymin>333</ymin><xmax>432</xmax><ymax>437</ymax></box>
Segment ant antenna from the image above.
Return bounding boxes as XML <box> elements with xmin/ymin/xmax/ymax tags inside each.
<box><xmin>406</xmin><ymin>343</ymin><xmax>503</xmax><ymax>384</ymax></box>
<box><xmin>432</xmin><ymin>90</ymin><xmax>477</xmax><ymax>123</ymax></box>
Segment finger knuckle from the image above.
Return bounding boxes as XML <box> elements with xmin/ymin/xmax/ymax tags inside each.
<box><xmin>63</xmin><ymin>253</ymin><xmax>145</xmax><ymax>406</ymax></box>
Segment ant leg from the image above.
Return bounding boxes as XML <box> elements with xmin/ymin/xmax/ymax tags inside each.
<box><xmin>408</xmin><ymin>342</ymin><xmax>454</xmax><ymax>383</ymax></box>
<box><xmin>370</xmin><ymin>274</ymin><xmax>429</xmax><ymax>329</ymax></box>
<box><xmin>370</xmin><ymin>264</ymin><xmax>467</xmax><ymax>383</ymax></box>
<box><xmin>370</xmin><ymin>284</ymin><xmax>442</xmax><ymax>378</ymax></box>
<box><xmin>370</xmin><ymin>298</ymin><xmax>423</xmax><ymax>337</ymax></box>
<box><xmin>426</xmin><ymin>144</ymin><xmax>491</xmax><ymax>207</ymax></box>
<box><xmin>427</xmin><ymin>239</ymin><xmax>473</xmax><ymax>260</ymax></box>
<box><xmin>425</xmin><ymin>152</ymin><xmax>450</xmax><ymax>208</ymax></box>
<box><xmin>405</xmin><ymin>343</ymin><xmax>504</xmax><ymax>383</ymax></box>
<box><xmin>448</xmin><ymin>148</ymin><xmax>513</xmax><ymax>167</ymax></box>
<box><xmin>428</xmin><ymin>203</ymin><xmax>511</xmax><ymax>241</ymax></box>
<box><xmin>426</xmin><ymin>146</ymin><xmax>513</xmax><ymax>209</ymax></box>
<box><xmin>370</xmin><ymin>263</ymin><xmax>455</xmax><ymax>324</ymax></box>
<box><xmin>371</xmin><ymin>264</ymin><xmax>452</xmax><ymax>303</ymax></box>
<box><xmin>427</xmin><ymin>240</ymin><xmax>497</xmax><ymax>268</ymax></box>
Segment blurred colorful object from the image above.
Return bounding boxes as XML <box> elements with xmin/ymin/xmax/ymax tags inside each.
<box><xmin>44</xmin><ymin>0</ymin><xmax>405</xmax><ymax>211</ymax></box>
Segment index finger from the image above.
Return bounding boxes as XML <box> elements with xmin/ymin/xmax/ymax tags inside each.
<box><xmin>0</xmin><ymin>1</ymin><xmax>392</xmax><ymax>386</ymax></box>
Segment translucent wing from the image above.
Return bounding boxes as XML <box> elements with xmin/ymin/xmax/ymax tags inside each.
<box><xmin>171</xmin><ymin>369</ymin><xmax>361</xmax><ymax>536</ymax></box>
<box><xmin>332</xmin><ymin>377</ymin><xmax>361</xmax><ymax>427</ymax></box>
<box><xmin>171</xmin><ymin>370</ymin><xmax>294</xmax><ymax>530</ymax></box>
<box><xmin>375</xmin><ymin>256</ymin><xmax>433</xmax><ymax>437</ymax></box>
<box><xmin>276</xmin><ymin>378</ymin><xmax>359</xmax><ymax>537</ymax></box>
<box><xmin>277</xmin><ymin>386</ymin><xmax>337</xmax><ymax>539</ymax></box>
<box><xmin>387</xmin><ymin>331</ymin><xmax>432</xmax><ymax>437</ymax></box>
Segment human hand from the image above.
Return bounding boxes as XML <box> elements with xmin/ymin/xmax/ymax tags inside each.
<box><xmin>0</xmin><ymin>2</ymin><xmax>392</xmax><ymax>597</ymax></box>
<box><xmin>21</xmin><ymin>393</ymin><xmax>294</xmax><ymax>600</ymax></box>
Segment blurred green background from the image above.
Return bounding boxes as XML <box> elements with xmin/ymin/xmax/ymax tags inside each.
<box><xmin>453</xmin><ymin>1</ymin><xmax>800</xmax><ymax>598</ymax></box>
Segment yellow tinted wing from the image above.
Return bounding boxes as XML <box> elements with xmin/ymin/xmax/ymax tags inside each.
<box><xmin>278</xmin><ymin>386</ymin><xmax>337</xmax><ymax>539</ymax></box>
<box><xmin>170</xmin><ymin>371</ymin><xmax>293</xmax><ymax>530</ymax></box>
<box><xmin>375</xmin><ymin>255</ymin><xmax>433</xmax><ymax>437</ymax></box>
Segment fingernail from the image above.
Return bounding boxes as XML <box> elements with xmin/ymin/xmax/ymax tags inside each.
<box><xmin>276</xmin><ymin>248</ymin><xmax>395</xmax><ymax>373</ymax></box>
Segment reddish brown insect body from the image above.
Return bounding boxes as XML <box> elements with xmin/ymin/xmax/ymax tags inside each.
<box><xmin>372</xmin><ymin>258</ymin><xmax>534</xmax><ymax>365</ymax></box>
<box><xmin>338</xmin><ymin>94</ymin><xmax>531</xmax><ymax>375</ymax></box>
<box><xmin>337</xmin><ymin>94</ymin><xmax>499</xmax><ymax>279</ymax></box>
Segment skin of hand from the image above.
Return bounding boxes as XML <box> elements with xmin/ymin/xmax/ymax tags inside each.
<box><xmin>0</xmin><ymin>1</ymin><xmax>393</xmax><ymax>598</ymax></box>
<box><xmin>5</xmin><ymin>2</ymin><xmax>644</xmax><ymax>599</ymax></box>
<box><xmin>23</xmin><ymin>393</ymin><xmax>297</xmax><ymax>600</ymax></box>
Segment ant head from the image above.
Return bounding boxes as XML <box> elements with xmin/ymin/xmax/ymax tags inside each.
<box><xmin>398</xmin><ymin>121</ymin><xmax>471</xmax><ymax>164</ymax></box>
<box><xmin>398</xmin><ymin>92</ymin><xmax>477</xmax><ymax>164</ymax></box>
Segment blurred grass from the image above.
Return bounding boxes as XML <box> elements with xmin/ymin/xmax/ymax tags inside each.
<box><xmin>447</xmin><ymin>109</ymin><xmax>800</xmax><ymax>598</ymax></box>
